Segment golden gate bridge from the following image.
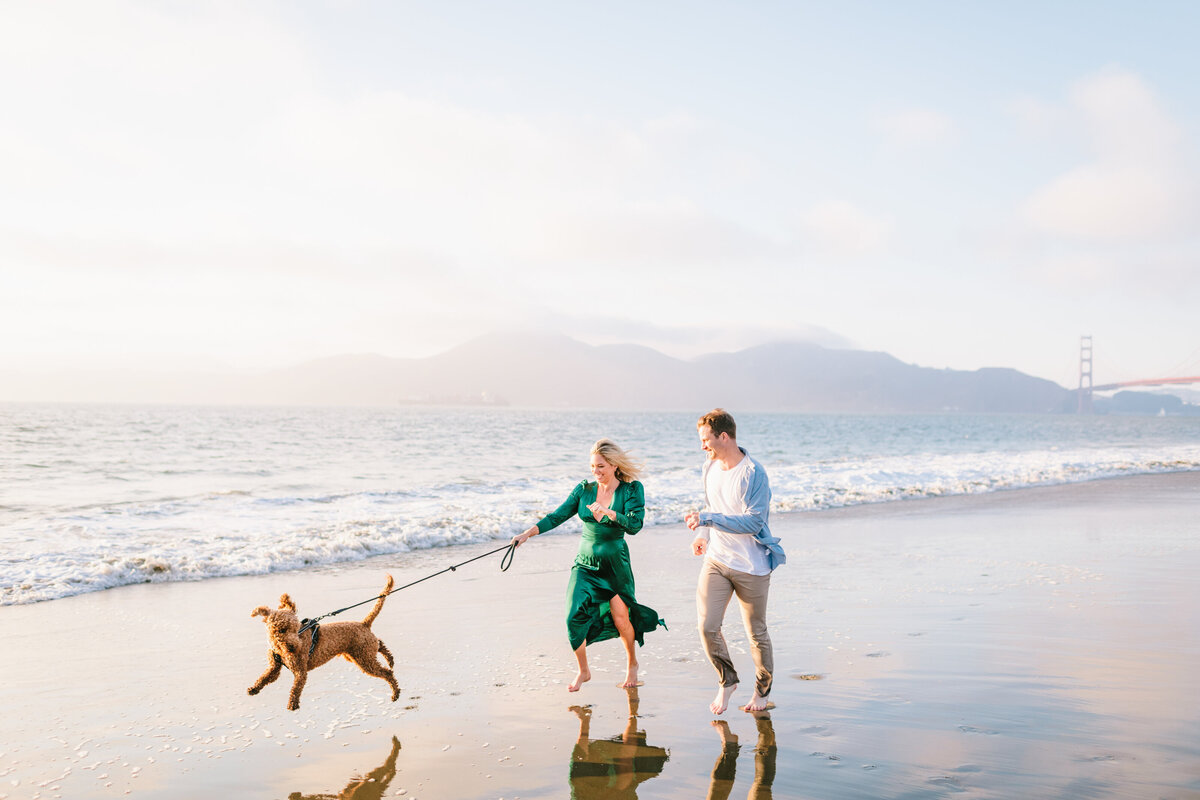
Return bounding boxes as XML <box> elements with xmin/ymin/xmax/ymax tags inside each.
<box><xmin>1077</xmin><ymin>335</ymin><xmax>1200</xmax><ymax>413</ymax></box>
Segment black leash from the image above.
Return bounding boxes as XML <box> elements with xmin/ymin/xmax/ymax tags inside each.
<box><xmin>297</xmin><ymin>541</ymin><xmax>516</xmax><ymax>637</ymax></box>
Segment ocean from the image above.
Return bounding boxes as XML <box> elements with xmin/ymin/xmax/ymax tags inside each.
<box><xmin>3</xmin><ymin>404</ymin><xmax>1198</xmax><ymax>606</ymax></box>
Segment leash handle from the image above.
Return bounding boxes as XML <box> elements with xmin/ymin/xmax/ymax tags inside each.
<box><xmin>500</xmin><ymin>541</ymin><xmax>515</xmax><ymax>572</ymax></box>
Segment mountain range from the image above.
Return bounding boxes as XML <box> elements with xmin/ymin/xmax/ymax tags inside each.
<box><xmin>4</xmin><ymin>333</ymin><xmax>1089</xmax><ymax>412</ymax></box>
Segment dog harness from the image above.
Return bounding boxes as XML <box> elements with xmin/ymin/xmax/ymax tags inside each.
<box><xmin>274</xmin><ymin>620</ymin><xmax>321</xmax><ymax>671</ymax></box>
<box><xmin>301</xmin><ymin>618</ymin><xmax>321</xmax><ymax>659</ymax></box>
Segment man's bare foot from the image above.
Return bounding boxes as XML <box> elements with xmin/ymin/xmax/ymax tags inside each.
<box><xmin>742</xmin><ymin>692</ymin><xmax>771</xmax><ymax>712</ymax></box>
<box><xmin>619</xmin><ymin>663</ymin><xmax>640</xmax><ymax>688</ymax></box>
<box><xmin>568</xmin><ymin>669</ymin><xmax>591</xmax><ymax>692</ymax></box>
<box><xmin>711</xmin><ymin>684</ymin><xmax>737</xmax><ymax>715</ymax></box>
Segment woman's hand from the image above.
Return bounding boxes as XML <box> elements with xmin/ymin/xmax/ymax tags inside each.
<box><xmin>586</xmin><ymin>502</ymin><xmax>616</xmax><ymax>523</ymax></box>
<box><xmin>511</xmin><ymin>525</ymin><xmax>538</xmax><ymax>548</ymax></box>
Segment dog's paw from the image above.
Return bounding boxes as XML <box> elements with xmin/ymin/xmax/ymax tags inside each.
<box><xmin>247</xmin><ymin>687</ymin><xmax>260</xmax><ymax>695</ymax></box>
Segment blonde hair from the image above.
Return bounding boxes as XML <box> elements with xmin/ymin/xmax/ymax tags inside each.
<box><xmin>591</xmin><ymin>438</ymin><xmax>643</xmax><ymax>482</ymax></box>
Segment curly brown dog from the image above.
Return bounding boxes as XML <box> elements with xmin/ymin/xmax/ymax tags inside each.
<box><xmin>247</xmin><ymin>575</ymin><xmax>400</xmax><ymax>710</ymax></box>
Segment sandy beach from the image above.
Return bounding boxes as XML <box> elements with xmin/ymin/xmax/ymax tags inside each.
<box><xmin>3</xmin><ymin>471</ymin><xmax>1199</xmax><ymax>799</ymax></box>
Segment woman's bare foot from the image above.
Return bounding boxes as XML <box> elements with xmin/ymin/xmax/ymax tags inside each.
<box><xmin>742</xmin><ymin>692</ymin><xmax>771</xmax><ymax>712</ymax></box>
<box><xmin>619</xmin><ymin>662</ymin><xmax>640</xmax><ymax>688</ymax></box>
<box><xmin>711</xmin><ymin>683</ymin><xmax>738</xmax><ymax>715</ymax></box>
<box><xmin>568</xmin><ymin>668</ymin><xmax>591</xmax><ymax>692</ymax></box>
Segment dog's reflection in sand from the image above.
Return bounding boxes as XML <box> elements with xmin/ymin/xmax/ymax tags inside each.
<box><xmin>288</xmin><ymin>735</ymin><xmax>402</xmax><ymax>800</ymax></box>
<box><xmin>568</xmin><ymin>686</ymin><xmax>669</xmax><ymax>799</ymax></box>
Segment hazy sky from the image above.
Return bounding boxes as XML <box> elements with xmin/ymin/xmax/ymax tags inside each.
<box><xmin>3</xmin><ymin>1</ymin><xmax>1198</xmax><ymax>389</ymax></box>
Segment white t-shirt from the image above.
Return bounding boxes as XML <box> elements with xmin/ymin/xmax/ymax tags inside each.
<box><xmin>704</xmin><ymin>456</ymin><xmax>772</xmax><ymax>575</ymax></box>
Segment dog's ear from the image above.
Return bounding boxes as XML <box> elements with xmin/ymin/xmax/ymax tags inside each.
<box><xmin>279</xmin><ymin>593</ymin><xmax>296</xmax><ymax>611</ymax></box>
<box><xmin>251</xmin><ymin>606</ymin><xmax>270</xmax><ymax>619</ymax></box>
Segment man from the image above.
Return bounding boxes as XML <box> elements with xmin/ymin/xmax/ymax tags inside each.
<box><xmin>685</xmin><ymin>408</ymin><xmax>786</xmax><ymax>714</ymax></box>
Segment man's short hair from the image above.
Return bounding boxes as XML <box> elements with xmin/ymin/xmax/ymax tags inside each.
<box><xmin>697</xmin><ymin>408</ymin><xmax>736</xmax><ymax>439</ymax></box>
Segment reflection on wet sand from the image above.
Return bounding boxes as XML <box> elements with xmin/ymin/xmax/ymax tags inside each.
<box><xmin>707</xmin><ymin>714</ymin><xmax>777</xmax><ymax>800</ymax></box>
<box><xmin>288</xmin><ymin>736</ymin><xmax>402</xmax><ymax>800</ymax></box>
<box><xmin>568</xmin><ymin>687</ymin><xmax>670</xmax><ymax>799</ymax></box>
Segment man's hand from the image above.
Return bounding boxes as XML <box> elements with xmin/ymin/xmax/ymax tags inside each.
<box><xmin>692</xmin><ymin>537</ymin><xmax>707</xmax><ymax>556</ymax></box>
<box><xmin>684</xmin><ymin>511</ymin><xmax>701</xmax><ymax>531</ymax></box>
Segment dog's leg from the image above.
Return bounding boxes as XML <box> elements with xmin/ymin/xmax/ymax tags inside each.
<box><xmin>248</xmin><ymin>652</ymin><xmax>282</xmax><ymax>696</ymax></box>
<box><xmin>377</xmin><ymin>640</ymin><xmax>396</xmax><ymax>668</ymax></box>
<box><xmin>287</xmin><ymin>666</ymin><xmax>308</xmax><ymax>711</ymax></box>
<box><xmin>350</xmin><ymin>648</ymin><xmax>401</xmax><ymax>702</ymax></box>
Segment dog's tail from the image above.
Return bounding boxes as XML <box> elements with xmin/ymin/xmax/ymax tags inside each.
<box><xmin>361</xmin><ymin>574</ymin><xmax>394</xmax><ymax>628</ymax></box>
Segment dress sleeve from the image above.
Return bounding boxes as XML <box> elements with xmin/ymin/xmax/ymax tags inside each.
<box><xmin>536</xmin><ymin>481</ymin><xmax>586</xmax><ymax>534</ymax></box>
<box><xmin>610</xmin><ymin>480</ymin><xmax>645</xmax><ymax>535</ymax></box>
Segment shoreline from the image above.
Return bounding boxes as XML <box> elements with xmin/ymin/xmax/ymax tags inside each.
<box><xmin>7</xmin><ymin>466</ymin><xmax>1199</xmax><ymax>609</ymax></box>
<box><xmin>3</xmin><ymin>471</ymin><xmax>1199</xmax><ymax>799</ymax></box>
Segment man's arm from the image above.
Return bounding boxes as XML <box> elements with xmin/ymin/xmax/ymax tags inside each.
<box><xmin>697</xmin><ymin>467</ymin><xmax>769</xmax><ymax>535</ymax></box>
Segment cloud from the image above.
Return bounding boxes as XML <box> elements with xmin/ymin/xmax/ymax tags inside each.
<box><xmin>876</xmin><ymin>108</ymin><xmax>958</xmax><ymax>147</ymax></box>
<box><xmin>0</xmin><ymin>2</ymin><xmax>311</xmax><ymax>240</ymax></box>
<box><xmin>1</xmin><ymin>3</ymin><xmax>818</xmax><ymax>368</ymax></box>
<box><xmin>1006</xmin><ymin>95</ymin><xmax>1068</xmax><ymax>137</ymax></box>
<box><xmin>1023</xmin><ymin>164</ymin><xmax>1187</xmax><ymax>239</ymax></box>
<box><xmin>1071</xmin><ymin>69</ymin><xmax>1182</xmax><ymax>164</ymax></box>
<box><xmin>523</xmin><ymin>206</ymin><xmax>784</xmax><ymax>268</ymax></box>
<box><xmin>798</xmin><ymin>201</ymin><xmax>892</xmax><ymax>257</ymax></box>
<box><xmin>1020</xmin><ymin>68</ymin><xmax>1197</xmax><ymax>241</ymax></box>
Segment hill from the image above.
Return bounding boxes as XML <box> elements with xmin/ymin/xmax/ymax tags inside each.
<box><xmin>1</xmin><ymin>333</ymin><xmax>1079</xmax><ymax>412</ymax></box>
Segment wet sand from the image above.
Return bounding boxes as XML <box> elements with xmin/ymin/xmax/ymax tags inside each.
<box><xmin>2</xmin><ymin>471</ymin><xmax>1199</xmax><ymax>799</ymax></box>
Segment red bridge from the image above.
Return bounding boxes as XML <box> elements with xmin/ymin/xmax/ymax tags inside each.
<box><xmin>1091</xmin><ymin>376</ymin><xmax>1200</xmax><ymax>392</ymax></box>
<box><xmin>1077</xmin><ymin>336</ymin><xmax>1200</xmax><ymax>413</ymax></box>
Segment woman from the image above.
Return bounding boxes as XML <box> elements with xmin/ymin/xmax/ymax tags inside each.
<box><xmin>512</xmin><ymin>439</ymin><xmax>665</xmax><ymax>692</ymax></box>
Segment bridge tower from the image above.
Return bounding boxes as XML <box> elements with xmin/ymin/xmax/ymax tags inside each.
<box><xmin>1078</xmin><ymin>335</ymin><xmax>1093</xmax><ymax>414</ymax></box>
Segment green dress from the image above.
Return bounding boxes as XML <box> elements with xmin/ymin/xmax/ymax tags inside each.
<box><xmin>536</xmin><ymin>480</ymin><xmax>665</xmax><ymax>650</ymax></box>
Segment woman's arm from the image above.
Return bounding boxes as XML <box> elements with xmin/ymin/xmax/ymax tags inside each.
<box><xmin>513</xmin><ymin>482</ymin><xmax>585</xmax><ymax>547</ymax></box>
<box><xmin>609</xmin><ymin>481</ymin><xmax>645</xmax><ymax>534</ymax></box>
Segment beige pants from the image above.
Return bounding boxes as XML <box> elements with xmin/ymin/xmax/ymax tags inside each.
<box><xmin>696</xmin><ymin>558</ymin><xmax>774</xmax><ymax>698</ymax></box>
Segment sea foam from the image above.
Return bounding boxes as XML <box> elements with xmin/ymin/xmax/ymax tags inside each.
<box><xmin>3</xmin><ymin>405</ymin><xmax>1198</xmax><ymax>604</ymax></box>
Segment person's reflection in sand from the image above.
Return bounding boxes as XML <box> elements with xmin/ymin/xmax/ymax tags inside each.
<box><xmin>288</xmin><ymin>735</ymin><xmax>402</xmax><ymax>800</ymax></box>
<box><xmin>568</xmin><ymin>687</ymin><xmax>670</xmax><ymax>799</ymax></box>
<box><xmin>707</xmin><ymin>713</ymin><xmax>776</xmax><ymax>800</ymax></box>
